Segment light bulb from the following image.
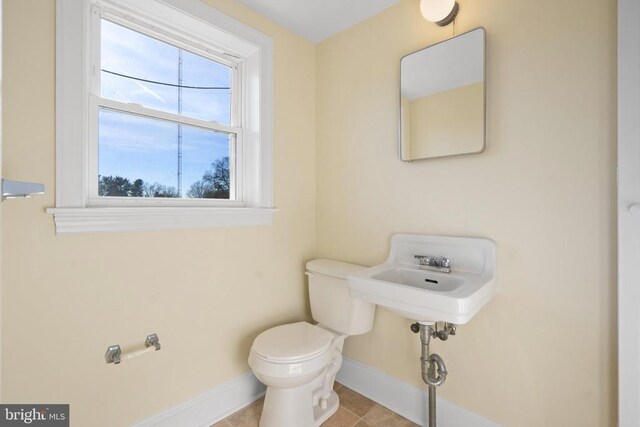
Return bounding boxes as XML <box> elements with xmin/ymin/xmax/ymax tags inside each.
<box><xmin>419</xmin><ymin>0</ymin><xmax>459</xmax><ymax>26</ymax></box>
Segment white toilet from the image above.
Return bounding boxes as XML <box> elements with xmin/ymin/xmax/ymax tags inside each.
<box><xmin>248</xmin><ymin>259</ymin><xmax>376</xmax><ymax>427</ymax></box>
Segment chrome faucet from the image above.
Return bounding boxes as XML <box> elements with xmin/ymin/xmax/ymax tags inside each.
<box><xmin>414</xmin><ymin>255</ymin><xmax>451</xmax><ymax>273</ymax></box>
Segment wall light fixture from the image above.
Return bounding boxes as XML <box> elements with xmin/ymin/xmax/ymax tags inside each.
<box><xmin>420</xmin><ymin>0</ymin><xmax>459</xmax><ymax>26</ymax></box>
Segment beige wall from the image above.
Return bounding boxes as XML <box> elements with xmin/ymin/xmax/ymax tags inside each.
<box><xmin>316</xmin><ymin>0</ymin><xmax>616</xmax><ymax>426</ymax></box>
<box><xmin>2</xmin><ymin>0</ymin><xmax>618</xmax><ymax>426</ymax></box>
<box><xmin>1</xmin><ymin>0</ymin><xmax>316</xmax><ymax>426</ymax></box>
<box><xmin>403</xmin><ymin>82</ymin><xmax>484</xmax><ymax>159</ymax></box>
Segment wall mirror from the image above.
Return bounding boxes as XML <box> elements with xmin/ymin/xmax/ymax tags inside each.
<box><xmin>400</xmin><ymin>28</ymin><xmax>486</xmax><ymax>161</ymax></box>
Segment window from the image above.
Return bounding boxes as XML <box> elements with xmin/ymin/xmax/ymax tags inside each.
<box><xmin>51</xmin><ymin>0</ymin><xmax>274</xmax><ymax>233</ymax></box>
<box><xmin>96</xmin><ymin>19</ymin><xmax>237</xmax><ymax>202</ymax></box>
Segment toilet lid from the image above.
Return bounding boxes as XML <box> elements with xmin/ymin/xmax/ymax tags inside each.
<box><xmin>252</xmin><ymin>322</ymin><xmax>335</xmax><ymax>363</ymax></box>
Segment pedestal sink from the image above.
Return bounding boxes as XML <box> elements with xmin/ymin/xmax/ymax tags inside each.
<box><xmin>347</xmin><ymin>234</ymin><xmax>496</xmax><ymax>324</ymax></box>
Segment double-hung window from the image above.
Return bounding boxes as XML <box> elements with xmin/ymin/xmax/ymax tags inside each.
<box><xmin>95</xmin><ymin>17</ymin><xmax>240</xmax><ymax>203</ymax></box>
<box><xmin>51</xmin><ymin>0</ymin><xmax>274</xmax><ymax>234</ymax></box>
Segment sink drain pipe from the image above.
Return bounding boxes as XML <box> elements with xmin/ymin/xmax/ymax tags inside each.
<box><xmin>412</xmin><ymin>323</ymin><xmax>450</xmax><ymax>427</ymax></box>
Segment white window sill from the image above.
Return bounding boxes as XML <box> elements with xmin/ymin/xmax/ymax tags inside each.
<box><xmin>47</xmin><ymin>207</ymin><xmax>277</xmax><ymax>234</ymax></box>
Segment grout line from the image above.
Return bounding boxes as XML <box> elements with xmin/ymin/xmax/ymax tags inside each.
<box><xmin>360</xmin><ymin>402</ymin><xmax>378</xmax><ymax>420</ymax></box>
<box><xmin>338</xmin><ymin>405</ymin><xmax>364</xmax><ymax>427</ymax></box>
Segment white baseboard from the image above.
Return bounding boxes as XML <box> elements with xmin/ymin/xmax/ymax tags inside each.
<box><xmin>132</xmin><ymin>371</ymin><xmax>265</xmax><ymax>427</ymax></box>
<box><xmin>134</xmin><ymin>357</ymin><xmax>499</xmax><ymax>427</ymax></box>
<box><xmin>336</xmin><ymin>357</ymin><xmax>501</xmax><ymax>427</ymax></box>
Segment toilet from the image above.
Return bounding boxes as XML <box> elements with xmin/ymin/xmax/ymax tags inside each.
<box><xmin>248</xmin><ymin>259</ymin><xmax>376</xmax><ymax>427</ymax></box>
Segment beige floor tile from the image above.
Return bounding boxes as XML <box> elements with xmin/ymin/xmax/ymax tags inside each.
<box><xmin>353</xmin><ymin>421</ymin><xmax>372</xmax><ymax>427</ymax></box>
<box><xmin>335</xmin><ymin>386</ymin><xmax>376</xmax><ymax>417</ymax></box>
<box><xmin>226</xmin><ymin>398</ymin><xmax>264</xmax><ymax>427</ymax></box>
<box><xmin>334</xmin><ymin>382</ymin><xmax>344</xmax><ymax>392</ymax></box>
<box><xmin>322</xmin><ymin>407</ymin><xmax>361</xmax><ymax>427</ymax></box>
<box><xmin>361</xmin><ymin>405</ymin><xmax>419</xmax><ymax>427</ymax></box>
<box><xmin>210</xmin><ymin>421</ymin><xmax>233</xmax><ymax>427</ymax></box>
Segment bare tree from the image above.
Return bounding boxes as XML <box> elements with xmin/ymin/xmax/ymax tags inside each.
<box><xmin>187</xmin><ymin>157</ymin><xmax>230</xmax><ymax>199</ymax></box>
<box><xmin>145</xmin><ymin>182</ymin><xmax>178</xmax><ymax>198</ymax></box>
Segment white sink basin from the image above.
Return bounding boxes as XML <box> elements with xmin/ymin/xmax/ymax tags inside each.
<box><xmin>372</xmin><ymin>267</ymin><xmax>465</xmax><ymax>292</ymax></box>
<box><xmin>347</xmin><ymin>234</ymin><xmax>496</xmax><ymax>324</ymax></box>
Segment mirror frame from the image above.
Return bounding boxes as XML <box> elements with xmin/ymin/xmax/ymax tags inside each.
<box><xmin>399</xmin><ymin>27</ymin><xmax>487</xmax><ymax>162</ymax></box>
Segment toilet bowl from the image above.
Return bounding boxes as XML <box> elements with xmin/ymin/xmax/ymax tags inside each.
<box><xmin>249</xmin><ymin>322</ymin><xmax>345</xmax><ymax>426</ymax></box>
<box><xmin>248</xmin><ymin>260</ymin><xmax>376</xmax><ymax>427</ymax></box>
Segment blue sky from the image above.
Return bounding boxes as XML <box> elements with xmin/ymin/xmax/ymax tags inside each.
<box><xmin>98</xmin><ymin>19</ymin><xmax>232</xmax><ymax>197</ymax></box>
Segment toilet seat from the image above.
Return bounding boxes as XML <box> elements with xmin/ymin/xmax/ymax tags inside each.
<box><xmin>252</xmin><ymin>322</ymin><xmax>335</xmax><ymax>363</ymax></box>
<box><xmin>249</xmin><ymin>322</ymin><xmax>339</xmax><ymax>381</ymax></box>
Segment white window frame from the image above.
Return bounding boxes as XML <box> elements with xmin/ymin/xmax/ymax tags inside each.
<box><xmin>49</xmin><ymin>0</ymin><xmax>275</xmax><ymax>234</ymax></box>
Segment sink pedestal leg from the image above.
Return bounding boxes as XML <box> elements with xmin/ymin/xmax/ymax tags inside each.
<box><xmin>413</xmin><ymin>323</ymin><xmax>450</xmax><ymax>427</ymax></box>
<box><xmin>428</xmin><ymin>385</ymin><xmax>436</xmax><ymax>427</ymax></box>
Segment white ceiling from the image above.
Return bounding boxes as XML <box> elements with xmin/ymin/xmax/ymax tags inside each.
<box><xmin>235</xmin><ymin>0</ymin><xmax>401</xmax><ymax>43</ymax></box>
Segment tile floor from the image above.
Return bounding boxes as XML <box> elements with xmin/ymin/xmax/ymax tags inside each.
<box><xmin>212</xmin><ymin>382</ymin><xmax>419</xmax><ymax>427</ymax></box>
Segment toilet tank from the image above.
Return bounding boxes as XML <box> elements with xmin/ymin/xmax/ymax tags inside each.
<box><xmin>306</xmin><ymin>259</ymin><xmax>376</xmax><ymax>336</ymax></box>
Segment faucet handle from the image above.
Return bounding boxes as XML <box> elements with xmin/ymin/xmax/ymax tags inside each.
<box><xmin>414</xmin><ymin>255</ymin><xmax>433</xmax><ymax>266</ymax></box>
<box><xmin>414</xmin><ymin>255</ymin><xmax>451</xmax><ymax>273</ymax></box>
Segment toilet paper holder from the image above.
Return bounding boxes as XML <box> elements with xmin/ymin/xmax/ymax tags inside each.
<box><xmin>105</xmin><ymin>333</ymin><xmax>161</xmax><ymax>364</ymax></box>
